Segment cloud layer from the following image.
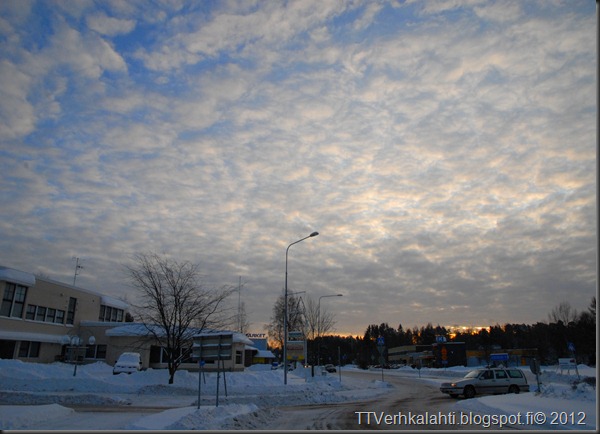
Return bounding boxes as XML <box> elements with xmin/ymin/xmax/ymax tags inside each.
<box><xmin>0</xmin><ymin>0</ymin><xmax>595</xmax><ymax>335</ymax></box>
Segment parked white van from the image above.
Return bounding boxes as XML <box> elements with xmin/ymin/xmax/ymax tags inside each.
<box><xmin>113</xmin><ymin>352</ymin><xmax>142</xmax><ymax>375</ymax></box>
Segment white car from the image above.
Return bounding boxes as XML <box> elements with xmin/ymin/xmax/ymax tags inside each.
<box><xmin>440</xmin><ymin>367</ymin><xmax>529</xmax><ymax>398</ymax></box>
<box><xmin>113</xmin><ymin>352</ymin><xmax>142</xmax><ymax>375</ymax></box>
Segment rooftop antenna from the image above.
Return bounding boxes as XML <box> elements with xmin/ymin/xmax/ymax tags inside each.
<box><xmin>72</xmin><ymin>257</ymin><xmax>83</xmax><ymax>286</ymax></box>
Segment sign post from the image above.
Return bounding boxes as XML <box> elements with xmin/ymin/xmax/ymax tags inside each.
<box><xmin>376</xmin><ymin>336</ymin><xmax>385</xmax><ymax>382</ymax></box>
<box><xmin>566</xmin><ymin>343</ymin><xmax>580</xmax><ymax>379</ymax></box>
<box><xmin>530</xmin><ymin>358</ymin><xmax>542</xmax><ymax>393</ymax></box>
<box><xmin>192</xmin><ymin>333</ymin><xmax>233</xmax><ymax>407</ymax></box>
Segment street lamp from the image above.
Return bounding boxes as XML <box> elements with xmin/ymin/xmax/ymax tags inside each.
<box><xmin>317</xmin><ymin>294</ymin><xmax>343</xmax><ymax>367</ymax></box>
<box><xmin>62</xmin><ymin>332</ymin><xmax>96</xmax><ymax>377</ymax></box>
<box><xmin>284</xmin><ymin>231</ymin><xmax>319</xmax><ymax>385</ymax></box>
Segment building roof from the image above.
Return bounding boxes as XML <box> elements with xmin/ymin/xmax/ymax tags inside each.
<box><xmin>103</xmin><ymin>322</ymin><xmax>253</xmax><ymax>345</ymax></box>
<box><xmin>0</xmin><ymin>266</ymin><xmax>36</xmax><ymax>286</ymax></box>
<box><xmin>0</xmin><ymin>265</ymin><xmax>129</xmax><ymax>310</ymax></box>
<box><xmin>0</xmin><ymin>330</ymin><xmax>68</xmax><ymax>344</ymax></box>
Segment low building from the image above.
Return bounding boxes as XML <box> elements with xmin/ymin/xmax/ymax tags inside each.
<box><xmin>0</xmin><ymin>264</ymin><xmax>255</xmax><ymax>371</ymax></box>
<box><xmin>245</xmin><ymin>332</ymin><xmax>277</xmax><ymax>366</ymax></box>
<box><xmin>466</xmin><ymin>348</ymin><xmax>538</xmax><ymax>367</ymax></box>
<box><xmin>0</xmin><ymin>265</ymin><xmax>128</xmax><ymax>364</ymax></box>
<box><xmin>431</xmin><ymin>342</ymin><xmax>467</xmax><ymax>368</ymax></box>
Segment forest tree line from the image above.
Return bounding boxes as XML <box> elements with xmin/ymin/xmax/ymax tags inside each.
<box><xmin>306</xmin><ymin>298</ymin><xmax>596</xmax><ymax>368</ymax></box>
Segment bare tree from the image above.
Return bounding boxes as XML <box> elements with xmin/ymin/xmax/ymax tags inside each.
<box><xmin>303</xmin><ymin>296</ymin><xmax>336</xmax><ymax>341</ymax></box>
<box><xmin>125</xmin><ymin>252</ymin><xmax>235</xmax><ymax>384</ymax></box>
<box><xmin>238</xmin><ymin>301</ymin><xmax>251</xmax><ymax>334</ymax></box>
<box><xmin>548</xmin><ymin>301</ymin><xmax>579</xmax><ymax>325</ymax></box>
<box><xmin>266</xmin><ymin>293</ymin><xmax>305</xmax><ymax>350</ymax></box>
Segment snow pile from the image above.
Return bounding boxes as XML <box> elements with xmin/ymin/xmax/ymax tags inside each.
<box><xmin>0</xmin><ymin>359</ymin><xmax>596</xmax><ymax>430</ymax></box>
<box><xmin>0</xmin><ymin>404</ymin><xmax>74</xmax><ymax>430</ymax></box>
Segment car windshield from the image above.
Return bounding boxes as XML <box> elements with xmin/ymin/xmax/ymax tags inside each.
<box><xmin>464</xmin><ymin>370</ymin><xmax>483</xmax><ymax>379</ymax></box>
<box><xmin>118</xmin><ymin>354</ymin><xmax>139</xmax><ymax>362</ymax></box>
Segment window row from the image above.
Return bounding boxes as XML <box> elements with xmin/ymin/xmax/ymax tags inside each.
<box><xmin>99</xmin><ymin>304</ymin><xmax>124</xmax><ymax>322</ymax></box>
<box><xmin>26</xmin><ymin>304</ymin><xmax>66</xmax><ymax>324</ymax></box>
<box><xmin>18</xmin><ymin>341</ymin><xmax>40</xmax><ymax>358</ymax></box>
<box><xmin>1</xmin><ymin>282</ymin><xmax>77</xmax><ymax>326</ymax></box>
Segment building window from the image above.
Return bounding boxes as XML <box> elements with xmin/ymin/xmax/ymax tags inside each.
<box><xmin>18</xmin><ymin>341</ymin><xmax>40</xmax><ymax>358</ymax></box>
<box><xmin>35</xmin><ymin>306</ymin><xmax>46</xmax><ymax>322</ymax></box>
<box><xmin>26</xmin><ymin>304</ymin><xmax>36</xmax><ymax>320</ymax></box>
<box><xmin>26</xmin><ymin>305</ymin><xmax>65</xmax><ymax>324</ymax></box>
<box><xmin>98</xmin><ymin>304</ymin><xmax>125</xmax><ymax>322</ymax></box>
<box><xmin>45</xmin><ymin>308</ymin><xmax>56</xmax><ymax>323</ymax></box>
<box><xmin>55</xmin><ymin>310</ymin><xmax>65</xmax><ymax>324</ymax></box>
<box><xmin>85</xmin><ymin>344</ymin><xmax>107</xmax><ymax>359</ymax></box>
<box><xmin>66</xmin><ymin>297</ymin><xmax>77</xmax><ymax>325</ymax></box>
<box><xmin>1</xmin><ymin>283</ymin><xmax>28</xmax><ymax>318</ymax></box>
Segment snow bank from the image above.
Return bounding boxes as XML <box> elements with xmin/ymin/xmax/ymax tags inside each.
<box><xmin>0</xmin><ymin>359</ymin><xmax>595</xmax><ymax>430</ymax></box>
<box><xmin>0</xmin><ymin>404</ymin><xmax>74</xmax><ymax>430</ymax></box>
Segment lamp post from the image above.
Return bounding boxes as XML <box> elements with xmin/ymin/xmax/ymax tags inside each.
<box><xmin>63</xmin><ymin>333</ymin><xmax>96</xmax><ymax>376</ymax></box>
<box><xmin>284</xmin><ymin>231</ymin><xmax>319</xmax><ymax>385</ymax></box>
<box><xmin>317</xmin><ymin>294</ymin><xmax>343</xmax><ymax>367</ymax></box>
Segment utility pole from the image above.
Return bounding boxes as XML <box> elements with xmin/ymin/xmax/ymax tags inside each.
<box><xmin>238</xmin><ymin>276</ymin><xmax>242</xmax><ymax>332</ymax></box>
<box><xmin>72</xmin><ymin>257</ymin><xmax>83</xmax><ymax>286</ymax></box>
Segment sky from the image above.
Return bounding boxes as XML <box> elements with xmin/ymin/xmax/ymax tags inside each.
<box><xmin>0</xmin><ymin>0</ymin><xmax>596</xmax><ymax>337</ymax></box>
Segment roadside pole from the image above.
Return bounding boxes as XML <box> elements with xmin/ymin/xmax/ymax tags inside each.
<box><xmin>338</xmin><ymin>347</ymin><xmax>341</xmax><ymax>383</ymax></box>
<box><xmin>377</xmin><ymin>336</ymin><xmax>385</xmax><ymax>382</ymax></box>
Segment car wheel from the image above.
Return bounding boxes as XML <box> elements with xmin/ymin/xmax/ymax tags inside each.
<box><xmin>463</xmin><ymin>386</ymin><xmax>476</xmax><ymax>399</ymax></box>
<box><xmin>449</xmin><ymin>394</ymin><xmax>458</xmax><ymax>398</ymax></box>
<box><xmin>508</xmin><ymin>385</ymin><xmax>520</xmax><ymax>394</ymax></box>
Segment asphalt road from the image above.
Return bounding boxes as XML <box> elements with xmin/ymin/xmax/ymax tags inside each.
<box><xmin>269</xmin><ymin>370</ymin><xmax>492</xmax><ymax>430</ymax></box>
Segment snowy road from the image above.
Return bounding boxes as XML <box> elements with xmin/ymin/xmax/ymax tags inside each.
<box><xmin>1</xmin><ymin>360</ymin><xmax>595</xmax><ymax>430</ymax></box>
<box><xmin>269</xmin><ymin>370</ymin><xmax>483</xmax><ymax>430</ymax></box>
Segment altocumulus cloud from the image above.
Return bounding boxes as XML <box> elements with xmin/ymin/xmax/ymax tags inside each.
<box><xmin>0</xmin><ymin>0</ymin><xmax>595</xmax><ymax>335</ymax></box>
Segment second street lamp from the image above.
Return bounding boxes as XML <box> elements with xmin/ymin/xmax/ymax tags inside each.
<box><xmin>317</xmin><ymin>293</ymin><xmax>343</xmax><ymax>367</ymax></box>
<box><xmin>284</xmin><ymin>231</ymin><xmax>318</xmax><ymax>385</ymax></box>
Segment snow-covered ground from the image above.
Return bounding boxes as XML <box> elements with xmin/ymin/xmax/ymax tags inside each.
<box><xmin>0</xmin><ymin>359</ymin><xmax>596</xmax><ymax>430</ymax></box>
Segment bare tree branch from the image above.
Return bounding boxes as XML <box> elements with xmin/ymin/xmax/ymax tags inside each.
<box><xmin>125</xmin><ymin>252</ymin><xmax>235</xmax><ymax>384</ymax></box>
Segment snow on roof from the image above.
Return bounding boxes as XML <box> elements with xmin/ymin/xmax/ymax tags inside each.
<box><xmin>193</xmin><ymin>330</ymin><xmax>254</xmax><ymax>345</ymax></box>
<box><xmin>105</xmin><ymin>323</ymin><xmax>156</xmax><ymax>337</ymax></box>
<box><xmin>0</xmin><ymin>266</ymin><xmax>36</xmax><ymax>286</ymax></box>
<box><xmin>0</xmin><ymin>330</ymin><xmax>68</xmax><ymax>344</ymax></box>
<box><xmin>104</xmin><ymin>323</ymin><xmax>252</xmax><ymax>344</ymax></box>
<box><xmin>254</xmin><ymin>350</ymin><xmax>276</xmax><ymax>359</ymax></box>
<box><xmin>100</xmin><ymin>295</ymin><xmax>129</xmax><ymax>310</ymax></box>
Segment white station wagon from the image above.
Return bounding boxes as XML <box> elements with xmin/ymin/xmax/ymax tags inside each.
<box><xmin>440</xmin><ymin>367</ymin><xmax>530</xmax><ymax>398</ymax></box>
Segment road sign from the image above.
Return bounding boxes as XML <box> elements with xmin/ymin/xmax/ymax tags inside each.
<box><xmin>377</xmin><ymin>336</ymin><xmax>384</xmax><ymax>346</ymax></box>
<box><xmin>567</xmin><ymin>342</ymin><xmax>576</xmax><ymax>352</ymax></box>
<box><xmin>289</xmin><ymin>330</ymin><xmax>304</xmax><ymax>340</ymax></box>
<box><xmin>192</xmin><ymin>333</ymin><xmax>233</xmax><ymax>361</ymax></box>
<box><xmin>490</xmin><ymin>353</ymin><xmax>509</xmax><ymax>362</ymax></box>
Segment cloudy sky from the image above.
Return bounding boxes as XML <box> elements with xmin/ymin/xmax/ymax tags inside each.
<box><xmin>0</xmin><ymin>0</ymin><xmax>596</xmax><ymax>337</ymax></box>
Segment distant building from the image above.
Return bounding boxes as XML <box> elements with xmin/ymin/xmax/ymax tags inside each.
<box><xmin>431</xmin><ymin>342</ymin><xmax>467</xmax><ymax>368</ymax></box>
<box><xmin>245</xmin><ymin>332</ymin><xmax>276</xmax><ymax>366</ymax></box>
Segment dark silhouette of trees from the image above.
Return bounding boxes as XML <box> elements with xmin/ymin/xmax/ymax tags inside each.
<box><xmin>309</xmin><ymin>298</ymin><xmax>596</xmax><ymax>368</ymax></box>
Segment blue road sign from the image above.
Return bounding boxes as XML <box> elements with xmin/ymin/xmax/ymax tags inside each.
<box><xmin>568</xmin><ymin>342</ymin><xmax>575</xmax><ymax>352</ymax></box>
<box><xmin>377</xmin><ymin>336</ymin><xmax>384</xmax><ymax>346</ymax></box>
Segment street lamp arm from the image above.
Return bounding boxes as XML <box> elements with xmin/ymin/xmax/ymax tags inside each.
<box><xmin>284</xmin><ymin>231</ymin><xmax>319</xmax><ymax>385</ymax></box>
